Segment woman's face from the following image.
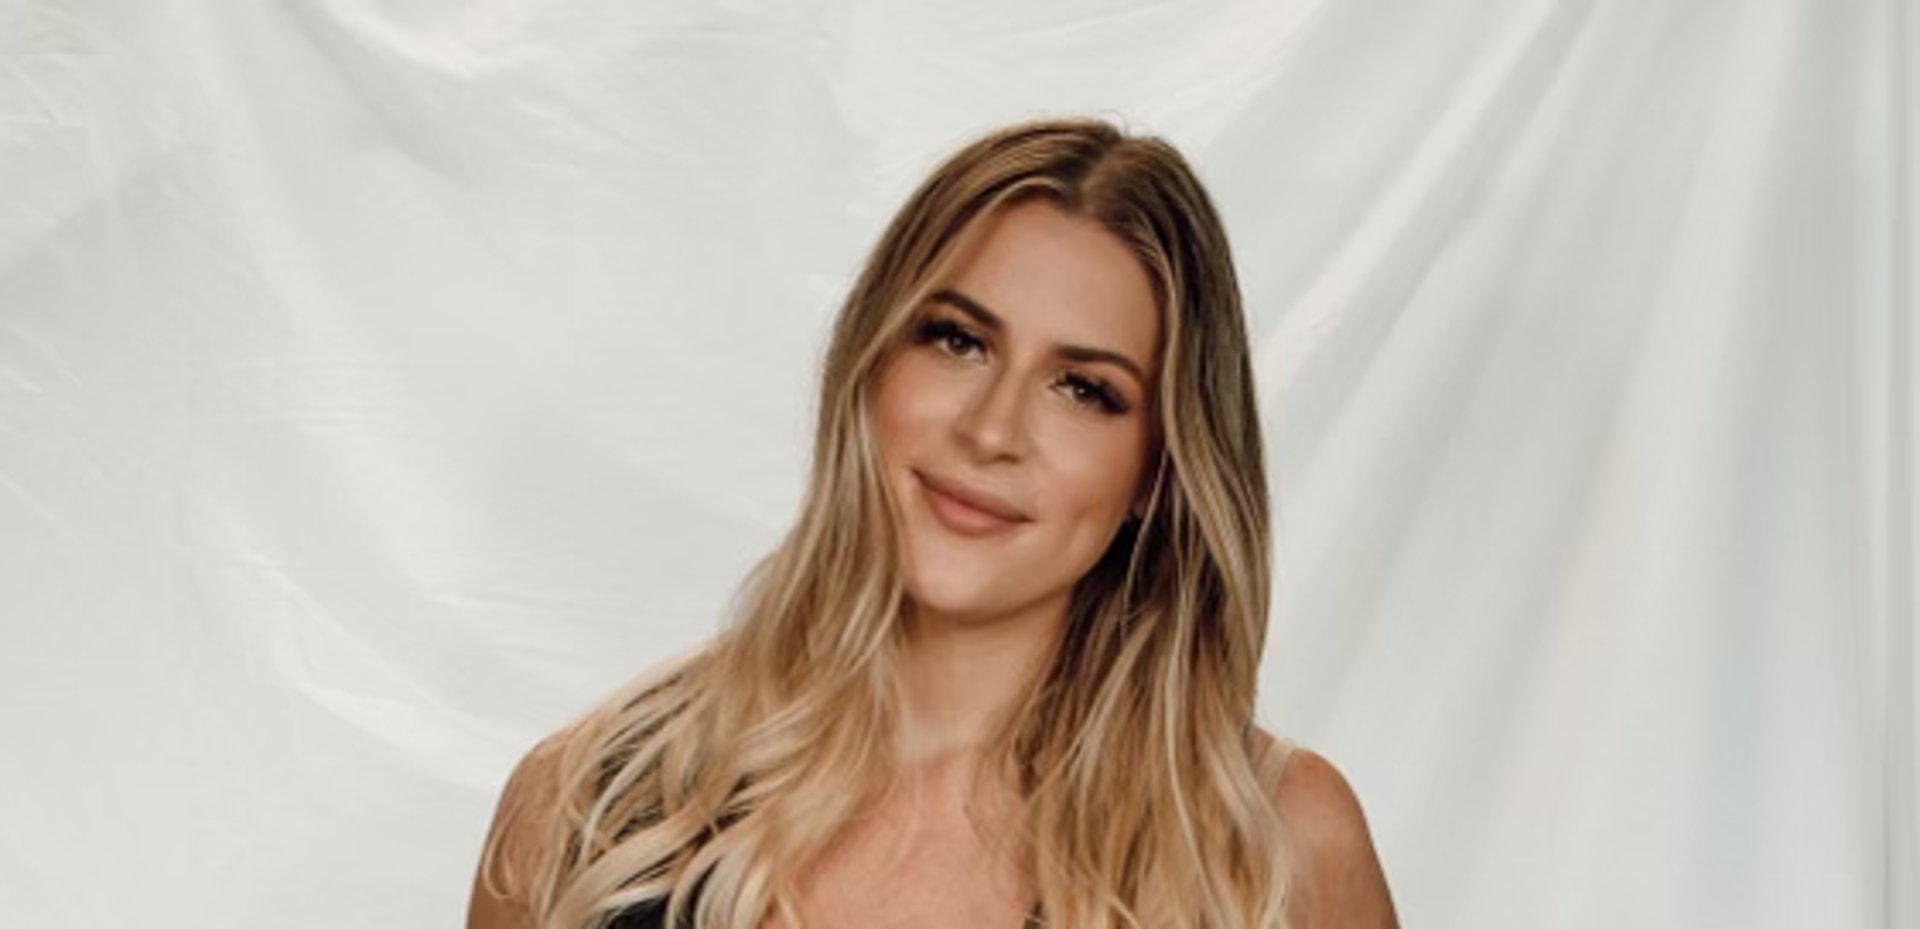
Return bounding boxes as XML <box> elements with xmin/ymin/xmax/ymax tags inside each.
<box><xmin>870</xmin><ymin>198</ymin><xmax>1162</xmax><ymax>626</ymax></box>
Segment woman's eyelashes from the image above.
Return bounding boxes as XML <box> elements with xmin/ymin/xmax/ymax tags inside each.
<box><xmin>1062</xmin><ymin>372</ymin><xmax>1129</xmax><ymax>415</ymax></box>
<box><xmin>914</xmin><ymin>316</ymin><xmax>986</xmax><ymax>361</ymax></box>
<box><xmin>910</xmin><ymin>315</ymin><xmax>1130</xmax><ymax>415</ymax></box>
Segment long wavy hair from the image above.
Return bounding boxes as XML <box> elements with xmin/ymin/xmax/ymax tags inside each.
<box><xmin>479</xmin><ymin>115</ymin><xmax>1289</xmax><ymax>929</ymax></box>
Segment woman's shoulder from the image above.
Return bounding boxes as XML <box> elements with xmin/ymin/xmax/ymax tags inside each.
<box><xmin>1246</xmin><ymin>727</ymin><xmax>1399</xmax><ymax>928</ymax></box>
<box><xmin>500</xmin><ymin>718</ymin><xmax>589</xmax><ymax>814</ymax></box>
<box><xmin>468</xmin><ymin>723</ymin><xmax>585</xmax><ymax>928</ymax></box>
<box><xmin>1246</xmin><ymin>729</ymin><xmax>1344</xmax><ymax>825</ymax></box>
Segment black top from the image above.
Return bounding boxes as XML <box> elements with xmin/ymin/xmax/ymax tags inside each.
<box><xmin>603</xmin><ymin>869</ymin><xmax>708</xmax><ymax>929</ymax></box>
<box><xmin>605</xmin><ymin>896</ymin><xmax>683</xmax><ymax>929</ymax></box>
<box><xmin>605</xmin><ymin>897</ymin><xmax>672</xmax><ymax>929</ymax></box>
<box><xmin>605</xmin><ymin>891</ymin><xmax>1043</xmax><ymax>928</ymax></box>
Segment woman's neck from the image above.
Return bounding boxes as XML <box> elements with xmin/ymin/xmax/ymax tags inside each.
<box><xmin>893</xmin><ymin>591</ymin><xmax>1067</xmax><ymax>770</ymax></box>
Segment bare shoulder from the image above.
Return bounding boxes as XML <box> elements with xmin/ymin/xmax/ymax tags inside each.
<box><xmin>467</xmin><ymin>726</ymin><xmax>576</xmax><ymax>929</ymax></box>
<box><xmin>1251</xmin><ymin>730</ymin><xmax>1400</xmax><ymax>929</ymax></box>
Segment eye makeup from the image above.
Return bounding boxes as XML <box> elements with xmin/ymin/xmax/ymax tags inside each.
<box><xmin>909</xmin><ymin>312</ymin><xmax>1131</xmax><ymax>416</ymax></box>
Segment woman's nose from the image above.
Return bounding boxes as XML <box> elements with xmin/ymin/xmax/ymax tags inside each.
<box><xmin>953</xmin><ymin>369</ymin><xmax>1026</xmax><ymax>461</ymax></box>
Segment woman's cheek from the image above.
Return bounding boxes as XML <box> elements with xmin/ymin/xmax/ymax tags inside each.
<box><xmin>1066</xmin><ymin>435</ymin><xmax>1144</xmax><ymax>510</ymax></box>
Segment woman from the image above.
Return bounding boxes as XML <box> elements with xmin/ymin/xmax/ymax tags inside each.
<box><xmin>468</xmin><ymin>116</ymin><xmax>1397</xmax><ymax>929</ymax></box>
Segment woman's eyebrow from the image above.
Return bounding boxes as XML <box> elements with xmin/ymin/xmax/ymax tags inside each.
<box><xmin>930</xmin><ymin>287</ymin><xmax>1147</xmax><ymax>387</ymax></box>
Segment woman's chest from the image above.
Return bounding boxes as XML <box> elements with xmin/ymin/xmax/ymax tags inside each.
<box><xmin>759</xmin><ymin>796</ymin><xmax>1035</xmax><ymax>929</ymax></box>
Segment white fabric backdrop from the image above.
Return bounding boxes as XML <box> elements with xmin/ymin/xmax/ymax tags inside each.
<box><xmin>2</xmin><ymin>0</ymin><xmax>1913</xmax><ymax>926</ymax></box>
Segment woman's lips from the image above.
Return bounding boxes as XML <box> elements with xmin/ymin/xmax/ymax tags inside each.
<box><xmin>915</xmin><ymin>470</ymin><xmax>1028</xmax><ymax>537</ymax></box>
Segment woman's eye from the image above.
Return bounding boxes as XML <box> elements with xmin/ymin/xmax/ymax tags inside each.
<box><xmin>914</xmin><ymin>318</ymin><xmax>985</xmax><ymax>359</ymax></box>
<box><xmin>1062</xmin><ymin>373</ymin><xmax>1128</xmax><ymax>415</ymax></box>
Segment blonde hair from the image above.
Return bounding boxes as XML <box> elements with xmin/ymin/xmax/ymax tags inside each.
<box><xmin>479</xmin><ymin>115</ymin><xmax>1289</xmax><ymax>929</ymax></box>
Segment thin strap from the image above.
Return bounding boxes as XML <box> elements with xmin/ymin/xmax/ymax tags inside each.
<box><xmin>1254</xmin><ymin>731</ymin><xmax>1298</xmax><ymax>789</ymax></box>
<box><xmin>1272</xmin><ymin>735</ymin><xmax>1298</xmax><ymax>780</ymax></box>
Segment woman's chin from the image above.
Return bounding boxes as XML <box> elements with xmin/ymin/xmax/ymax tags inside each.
<box><xmin>903</xmin><ymin>575</ymin><xmax>1006</xmax><ymax>623</ymax></box>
